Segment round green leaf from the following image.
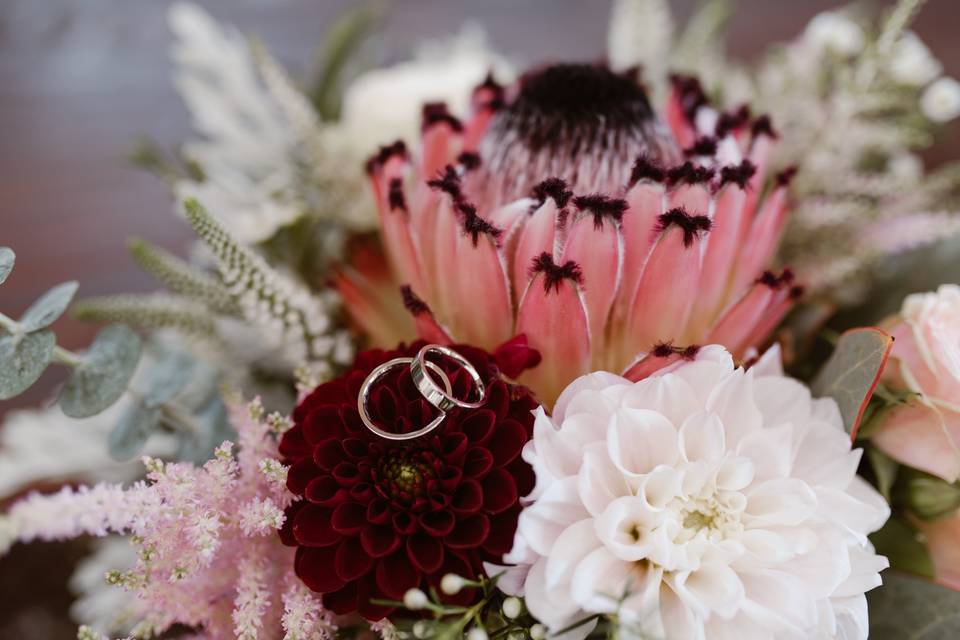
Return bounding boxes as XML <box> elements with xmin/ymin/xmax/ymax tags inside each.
<box><xmin>0</xmin><ymin>247</ymin><xmax>14</xmax><ymax>285</ymax></box>
<box><xmin>59</xmin><ymin>324</ymin><xmax>141</xmax><ymax>418</ymax></box>
<box><xmin>0</xmin><ymin>330</ymin><xmax>55</xmax><ymax>400</ymax></box>
<box><xmin>109</xmin><ymin>402</ymin><xmax>160</xmax><ymax>461</ymax></box>
<box><xmin>137</xmin><ymin>351</ymin><xmax>194</xmax><ymax>409</ymax></box>
<box><xmin>20</xmin><ymin>281</ymin><xmax>79</xmax><ymax>332</ymax></box>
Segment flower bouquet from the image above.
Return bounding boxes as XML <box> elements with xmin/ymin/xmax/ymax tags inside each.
<box><xmin>3</xmin><ymin>0</ymin><xmax>960</xmax><ymax>638</ymax></box>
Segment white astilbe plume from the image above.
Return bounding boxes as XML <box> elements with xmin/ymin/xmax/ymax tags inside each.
<box><xmin>608</xmin><ymin>0</ymin><xmax>674</xmax><ymax>98</ymax></box>
<box><xmin>184</xmin><ymin>199</ymin><xmax>354</xmax><ymax>379</ymax></box>
<box><xmin>168</xmin><ymin>2</ymin><xmax>377</xmax><ymax>243</ymax></box>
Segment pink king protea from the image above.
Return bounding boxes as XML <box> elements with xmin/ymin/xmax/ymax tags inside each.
<box><xmin>336</xmin><ymin>65</ymin><xmax>801</xmax><ymax>405</ymax></box>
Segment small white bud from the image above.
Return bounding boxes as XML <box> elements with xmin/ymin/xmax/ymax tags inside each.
<box><xmin>412</xmin><ymin>621</ymin><xmax>431</xmax><ymax>638</ymax></box>
<box><xmin>804</xmin><ymin>11</ymin><xmax>864</xmax><ymax>56</ymax></box>
<box><xmin>529</xmin><ymin>624</ymin><xmax>547</xmax><ymax>639</ymax></box>
<box><xmin>502</xmin><ymin>596</ymin><xmax>523</xmax><ymax>619</ymax></box>
<box><xmin>466</xmin><ymin>628</ymin><xmax>488</xmax><ymax>640</ymax></box>
<box><xmin>889</xmin><ymin>31</ymin><xmax>942</xmax><ymax>86</ymax></box>
<box><xmin>440</xmin><ymin>572</ymin><xmax>466</xmax><ymax>595</ymax></box>
<box><xmin>922</xmin><ymin>77</ymin><xmax>960</xmax><ymax>123</ymax></box>
<box><xmin>403</xmin><ymin>588</ymin><xmax>429</xmax><ymax>610</ymax></box>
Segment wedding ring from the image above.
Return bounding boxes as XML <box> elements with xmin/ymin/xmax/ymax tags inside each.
<box><xmin>411</xmin><ymin>344</ymin><xmax>487</xmax><ymax>411</ymax></box>
<box><xmin>358</xmin><ymin>357</ymin><xmax>453</xmax><ymax>441</ymax></box>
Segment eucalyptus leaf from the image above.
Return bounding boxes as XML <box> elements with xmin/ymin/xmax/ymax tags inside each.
<box><xmin>20</xmin><ymin>281</ymin><xmax>79</xmax><ymax>332</ymax></box>
<box><xmin>135</xmin><ymin>351</ymin><xmax>194</xmax><ymax>408</ymax></box>
<box><xmin>0</xmin><ymin>330</ymin><xmax>55</xmax><ymax>400</ymax></box>
<box><xmin>0</xmin><ymin>246</ymin><xmax>14</xmax><ymax>285</ymax></box>
<box><xmin>109</xmin><ymin>402</ymin><xmax>161</xmax><ymax>461</ymax></box>
<box><xmin>868</xmin><ymin>571</ymin><xmax>960</xmax><ymax>638</ymax></box>
<box><xmin>811</xmin><ymin>327</ymin><xmax>894</xmax><ymax>437</ymax></box>
<box><xmin>59</xmin><ymin>324</ymin><xmax>141</xmax><ymax>418</ymax></box>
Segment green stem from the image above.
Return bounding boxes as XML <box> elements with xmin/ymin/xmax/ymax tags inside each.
<box><xmin>53</xmin><ymin>346</ymin><xmax>83</xmax><ymax>367</ymax></box>
<box><xmin>0</xmin><ymin>311</ymin><xmax>18</xmax><ymax>334</ymax></box>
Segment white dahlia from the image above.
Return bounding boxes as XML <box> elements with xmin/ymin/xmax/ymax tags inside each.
<box><xmin>501</xmin><ymin>345</ymin><xmax>889</xmax><ymax>639</ymax></box>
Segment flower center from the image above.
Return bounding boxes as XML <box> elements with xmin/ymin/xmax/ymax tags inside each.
<box><xmin>473</xmin><ymin>64</ymin><xmax>680</xmax><ymax>205</ymax></box>
<box><xmin>377</xmin><ymin>449</ymin><xmax>438</xmax><ymax>506</ymax></box>
<box><xmin>673</xmin><ymin>490</ymin><xmax>745</xmax><ymax>544</ymax></box>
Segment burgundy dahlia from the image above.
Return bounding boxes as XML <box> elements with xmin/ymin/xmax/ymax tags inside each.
<box><xmin>278</xmin><ymin>340</ymin><xmax>539</xmax><ymax>620</ymax></box>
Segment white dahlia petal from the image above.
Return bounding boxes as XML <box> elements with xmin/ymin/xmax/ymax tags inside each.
<box><xmin>506</xmin><ymin>345</ymin><xmax>888</xmax><ymax>639</ymax></box>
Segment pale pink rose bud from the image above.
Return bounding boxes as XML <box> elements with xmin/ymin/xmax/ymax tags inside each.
<box><xmin>873</xmin><ymin>285</ymin><xmax>960</xmax><ymax>482</ymax></box>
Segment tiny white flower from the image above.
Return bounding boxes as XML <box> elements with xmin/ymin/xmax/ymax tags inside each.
<box><xmin>804</xmin><ymin>11</ymin><xmax>864</xmax><ymax>56</ymax></box>
<box><xmin>412</xmin><ymin>621</ymin><xmax>431</xmax><ymax>638</ymax></box>
<box><xmin>921</xmin><ymin>77</ymin><xmax>960</xmax><ymax>123</ymax></box>
<box><xmin>889</xmin><ymin>31</ymin><xmax>942</xmax><ymax>86</ymax></box>
<box><xmin>502</xmin><ymin>596</ymin><xmax>523</xmax><ymax>619</ymax></box>
<box><xmin>440</xmin><ymin>573</ymin><xmax>466</xmax><ymax>595</ymax></box>
<box><xmin>888</xmin><ymin>152</ymin><xmax>923</xmax><ymax>183</ymax></box>
<box><xmin>466</xmin><ymin>628</ymin><xmax>488</xmax><ymax>640</ymax></box>
<box><xmin>529</xmin><ymin>624</ymin><xmax>547</xmax><ymax>640</ymax></box>
<box><xmin>403</xmin><ymin>588</ymin><xmax>429</xmax><ymax>611</ymax></box>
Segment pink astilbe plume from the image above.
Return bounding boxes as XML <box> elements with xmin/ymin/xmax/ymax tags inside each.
<box><xmin>0</xmin><ymin>400</ymin><xmax>335</xmax><ymax>640</ymax></box>
<box><xmin>335</xmin><ymin>67</ymin><xmax>801</xmax><ymax>405</ymax></box>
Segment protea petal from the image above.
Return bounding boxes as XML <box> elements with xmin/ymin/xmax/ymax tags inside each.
<box><xmin>624</xmin><ymin>209</ymin><xmax>710</xmax><ymax>358</ymax></box>
<box><xmin>516</xmin><ymin>253</ymin><xmax>591</xmax><ymax>405</ymax></box>
<box><xmin>400</xmin><ymin>285</ymin><xmax>454</xmax><ymax>345</ymax></box>
<box><xmin>420</xmin><ymin>103</ymin><xmax>464</xmax><ymax>178</ymax></box>
<box><xmin>511</xmin><ymin>185</ymin><xmax>569</xmax><ymax>302</ymax></box>
<box><xmin>561</xmin><ymin>198</ymin><xmax>625</xmax><ymax>367</ymax></box>
<box><xmin>731</xmin><ymin>171</ymin><xmax>793</xmax><ymax>297</ymax></box>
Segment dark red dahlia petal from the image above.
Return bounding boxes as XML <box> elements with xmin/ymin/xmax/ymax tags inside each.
<box><xmin>509</xmin><ymin>458</ymin><xmax>537</xmax><ymax>498</ymax></box>
<box><xmin>331</xmin><ymin>502</ymin><xmax>368</xmax><ymax>535</ymax></box>
<box><xmin>366</xmin><ymin>498</ymin><xmax>391</xmax><ymax>524</ymax></box>
<box><xmin>302</xmin><ymin>405</ymin><xmax>343</xmax><ymax>445</ymax></box>
<box><xmin>344</xmin><ymin>369</ymin><xmax>369</xmax><ymax>401</ymax></box>
<box><xmin>370</xmin><ymin>385</ymin><xmax>400</xmax><ymax>424</ymax></box>
<box><xmin>407</xmin><ymin>533</ymin><xmax>444</xmax><ymax>574</ymax></box>
<box><xmin>332</xmin><ymin>462</ymin><xmax>361</xmax><ymax>487</ymax></box>
<box><xmin>349</xmin><ymin>482</ymin><xmax>374</xmax><ymax>502</ymax></box>
<box><xmin>484</xmin><ymin>382</ymin><xmax>510</xmax><ymax>421</ymax></box>
<box><xmin>441</xmin><ymin>432</ymin><xmax>469</xmax><ymax>464</ymax></box>
<box><xmin>293</xmin><ymin>505</ymin><xmax>340</xmax><ymax>547</ymax></box>
<box><xmin>335</xmin><ymin>537</ymin><xmax>374</xmax><ymax>581</ymax></box>
<box><xmin>340</xmin><ymin>406</ymin><xmax>366</xmax><ymax>437</ymax></box>
<box><xmin>375</xmin><ymin>550</ymin><xmax>422</xmax><ymax>600</ymax></box>
<box><xmin>278</xmin><ymin>425</ymin><xmax>311</xmax><ymax>460</ymax></box>
<box><xmin>483</xmin><ymin>506</ymin><xmax>522</xmax><ymax>556</ymax></box>
<box><xmin>279</xmin><ymin>501</ymin><xmax>305</xmax><ymax>546</ymax></box>
<box><xmin>451</xmin><ymin>479</ymin><xmax>484</xmax><ymax>515</ymax></box>
<box><xmin>342</xmin><ymin>438</ymin><xmax>369</xmax><ymax>459</ymax></box>
<box><xmin>294</xmin><ymin>378</ymin><xmax>350</xmax><ymax>421</ymax></box>
<box><xmin>408</xmin><ymin>398</ymin><xmax>440</xmax><ymax>431</ymax></box>
<box><xmin>313</xmin><ymin>438</ymin><xmax>346</xmax><ymax>470</ymax></box>
<box><xmin>493</xmin><ymin>334</ymin><xmax>542</xmax><ymax>379</ymax></box>
<box><xmin>446</xmin><ymin>514</ymin><xmax>490</xmax><ymax>549</ymax></box>
<box><xmin>450</xmin><ymin>368</ymin><xmax>483</xmax><ymax>406</ymax></box>
<box><xmin>296</xmin><ymin>546</ymin><xmax>345</xmax><ymax>593</ymax></box>
<box><xmin>488</xmin><ymin>419</ymin><xmax>528</xmax><ymax>466</ymax></box>
<box><xmin>322</xmin><ymin>580</ymin><xmax>358</xmax><ymax>615</ymax></box>
<box><xmin>461</xmin><ymin>410</ymin><xmax>496</xmax><ymax>446</ymax></box>
<box><xmin>287</xmin><ymin>458</ymin><xmax>321</xmax><ymax>496</ymax></box>
<box><xmin>356</xmin><ymin>572</ymin><xmax>395</xmax><ymax>621</ymax></box>
<box><xmin>463</xmin><ymin>447</ymin><xmax>494</xmax><ymax>479</ymax></box>
<box><xmin>419</xmin><ymin>509</ymin><xmax>456</xmax><ymax>537</ymax></box>
<box><xmin>361</xmin><ymin>525</ymin><xmax>401</xmax><ymax>558</ymax></box>
<box><xmin>305</xmin><ymin>476</ymin><xmax>347</xmax><ymax>507</ymax></box>
<box><xmin>392</xmin><ymin>511</ymin><xmax>418</xmax><ymax>536</ymax></box>
<box><xmin>481</xmin><ymin>468</ymin><xmax>518</xmax><ymax>514</ymax></box>
<box><xmin>427</xmin><ymin>487</ymin><xmax>451</xmax><ymax>510</ymax></box>
<box><xmin>438</xmin><ymin>465</ymin><xmax>463</xmax><ymax>492</ymax></box>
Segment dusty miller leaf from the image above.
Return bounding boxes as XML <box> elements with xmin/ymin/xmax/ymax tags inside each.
<box><xmin>0</xmin><ymin>330</ymin><xmax>55</xmax><ymax>400</ymax></box>
<box><xmin>109</xmin><ymin>403</ymin><xmax>161</xmax><ymax>461</ymax></box>
<box><xmin>59</xmin><ymin>325</ymin><xmax>141</xmax><ymax>418</ymax></box>
<box><xmin>868</xmin><ymin>571</ymin><xmax>960</xmax><ymax>638</ymax></box>
<box><xmin>811</xmin><ymin>328</ymin><xmax>894</xmax><ymax>437</ymax></box>
<box><xmin>0</xmin><ymin>247</ymin><xmax>14</xmax><ymax>285</ymax></box>
<box><xmin>19</xmin><ymin>281</ymin><xmax>79</xmax><ymax>332</ymax></box>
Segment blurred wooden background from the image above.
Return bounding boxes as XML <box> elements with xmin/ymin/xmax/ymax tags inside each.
<box><xmin>0</xmin><ymin>0</ymin><xmax>958</xmax><ymax>636</ymax></box>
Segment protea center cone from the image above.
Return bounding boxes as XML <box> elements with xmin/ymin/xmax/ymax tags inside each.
<box><xmin>336</xmin><ymin>64</ymin><xmax>801</xmax><ymax>406</ymax></box>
